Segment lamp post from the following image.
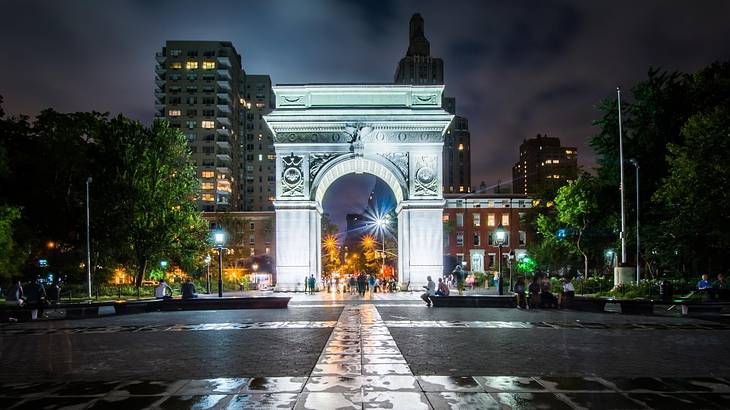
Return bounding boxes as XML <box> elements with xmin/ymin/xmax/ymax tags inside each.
<box><xmin>376</xmin><ymin>216</ymin><xmax>390</xmax><ymax>274</ymax></box>
<box><xmin>214</xmin><ymin>230</ymin><xmax>225</xmax><ymax>297</ymax></box>
<box><xmin>495</xmin><ymin>223</ymin><xmax>506</xmax><ymax>295</ymax></box>
<box><xmin>85</xmin><ymin>176</ymin><xmax>92</xmax><ymax>299</ymax></box>
<box><xmin>617</xmin><ymin>87</ymin><xmax>627</xmax><ymax>266</ymax></box>
<box><xmin>204</xmin><ymin>254</ymin><xmax>212</xmax><ymax>294</ymax></box>
<box><xmin>629</xmin><ymin>159</ymin><xmax>640</xmax><ymax>284</ymax></box>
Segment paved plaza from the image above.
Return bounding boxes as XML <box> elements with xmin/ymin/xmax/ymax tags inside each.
<box><xmin>2</xmin><ymin>292</ymin><xmax>730</xmax><ymax>409</ymax></box>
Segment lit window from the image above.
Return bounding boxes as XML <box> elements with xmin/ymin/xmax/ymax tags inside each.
<box><xmin>502</xmin><ymin>214</ymin><xmax>510</xmax><ymax>226</ymax></box>
<box><xmin>459</xmin><ymin>186</ymin><xmax>465</xmax><ymax>192</ymax></box>
<box><xmin>473</xmin><ymin>214</ymin><xmax>480</xmax><ymax>227</ymax></box>
<box><xmin>201</xmin><ymin>193</ymin><xmax>214</xmax><ymax>202</ymax></box>
<box><xmin>216</xmin><ymin>180</ymin><xmax>232</xmax><ymax>193</ymax></box>
<box><xmin>442</xmin><ymin>214</ymin><xmax>449</xmax><ymax>223</ymax></box>
<box><xmin>255</xmin><ymin>102</ymin><xmax>265</xmax><ymax>108</ymax></box>
<box><xmin>202</xmin><ymin>61</ymin><xmax>216</xmax><ymax>69</ymax></box>
<box><xmin>487</xmin><ymin>213</ymin><xmax>495</xmax><ymax>226</ymax></box>
<box><xmin>258</xmin><ymin>154</ymin><xmax>263</xmax><ymax>161</ymax></box>
<box><xmin>201</xmin><ymin>182</ymin><xmax>214</xmax><ymax>190</ymax></box>
<box><xmin>458</xmin><ymin>143</ymin><xmax>464</xmax><ymax>151</ymax></box>
<box><xmin>168</xmin><ymin>110</ymin><xmax>181</xmax><ymax>117</ymax></box>
<box><xmin>169</xmin><ymin>62</ymin><xmax>182</xmax><ymax>69</ymax></box>
<box><xmin>554</xmin><ymin>159</ymin><xmax>560</xmax><ymax>164</ymax></box>
<box><xmin>456</xmin><ymin>232</ymin><xmax>464</xmax><ymax>246</ymax></box>
<box><xmin>265</xmin><ymin>247</ymin><xmax>270</xmax><ymax>254</ymax></box>
<box><xmin>201</xmin><ymin>120</ymin><xmax>215</xmax><ymax>129</ymax></box>
<box><xmin>250</xmin><ymin>247</ymin><xmax>255</xmax><ymax>256</ymax></box>
<box><xmin>186</xmin><ymin>61</ymin><xmax>199</xmax><ymax>69</ymax></box>
<box><xmin>201</xmin><ymin>171</ymin><xmax>215</xmax><ymax>179</ymax></box>
<box><xmin>267</xmin><ymin>154</ymin><xmax>276</xmax><ymax>160</ymax></box>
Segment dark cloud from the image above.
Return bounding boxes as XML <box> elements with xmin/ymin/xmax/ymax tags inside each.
<box><xmin>2</xmin><ymin>0</ymin><xmax>730</xmax><ymax>191</ymax></box>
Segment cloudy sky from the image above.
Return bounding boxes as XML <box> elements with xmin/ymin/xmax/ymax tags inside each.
<box><xmin>2</xmin><ymin>0</ymin><xmax>730</xmax><ymax>192</ymax></box>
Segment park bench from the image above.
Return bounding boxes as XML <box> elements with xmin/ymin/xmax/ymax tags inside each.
<box><xmin>430</xmin><ymin>295</ymin><xmax>516</xmax><ymax>308</ymax></box>
<box><xmin>147</xmin><ymin>296</ymin><xmax>290</xmax><ymax>312</ymax></box>
<box><xmin>570</xmin><ymin>297</ymin><xmax>654</xmax><ymax>315</ymax></box>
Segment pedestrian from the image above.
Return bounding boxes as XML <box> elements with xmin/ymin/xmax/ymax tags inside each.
<box><xmin>349</xmin><ymin>276</ymin><xmax>357</xmax><ymax>295</ymax></box>
<box><xmin>308</xmin><ymin>275</ymin><xmax>317</xmax><ymax>294</ymax></box>
<box><xmin>697</xmin><ymin>274</ymin><xmax>711</xmax><ymax>290</ymax></box>
<box><xmin>155</xmin><ymin>279</ymin><xmax>173</xmax><ymax>299</ymax></box>
<box><xmin>421</xmin><ymin>276</ymin><xmax>436</xmax><ymax>306</ymax></box>
<box><xmin>25</xmin><ymin>278</ymin><xmax>47</xmax><ymax>318</ymax></box>
<box><xmin>304</xmin><ymin>276</ymin><xmax>308</xmax><ymax>294</ymax></box>
<box><xmin>4</xmin><ymin>279</ymin><xmax>25</xmax><ymax>306</ymax></box>
<box><xmin>435</xmin><ymin>277</ymin><xmax>450</xmax><ymax>296</ymax></box>
<box><xmin>712</xmin><ymin>273</ymin><xmax>730</xmax><ymax>300</ymax></box>
<box><xmin>47</xmin><ymin>280</ymin><xmax>61</xmax><ymax>304</ymax></box>
<box><xmin>514</xmin><ymin>276</ymin><xmax>526</xmax><ymax>309</ymax></box>
<box><xmin>453</xmin><ymin>265</ymin><xmax>466</xmax><ymax>295</ymax></box>
<box><xmin>368</xmin><ymin>274</ymin><xmax>376</xmax><ymax>295</ymax></box>
<box><xmin>528</xmin><ymin>275</ymin><xmax>541</xmax><ymax>309</ymax></box>
<box><xmin>357</xmin><ymin>271</ymin><xmax>367</xmax><ymax>296</ymax></box>
<box><xmin>540</xmin><ymin>275</ymin><xmax>556</xmax><ymax>308</ymax></box>
<box><xmin>181</xmin><ymin>278</ymin><xmax>198</xmax><ymax>299</ymax></box>
<box><xmin>558</xmin><ymin>277</ymin><xmax>575</xmax><ymax>309</ymax></box>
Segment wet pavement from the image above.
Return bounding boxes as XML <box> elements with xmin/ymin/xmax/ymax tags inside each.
<box><xmin>3</xmin><ymin>293</ymin><xmax>730</xmax><ymax>408</ymax></box>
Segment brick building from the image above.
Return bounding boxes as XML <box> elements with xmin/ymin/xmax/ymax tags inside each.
<box><xmin>443</xmin><ymin>194</ymin><xmax>533</xmax><ymax>274</ymax></box>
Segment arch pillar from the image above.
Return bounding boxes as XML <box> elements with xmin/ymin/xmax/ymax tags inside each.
<box><xmin>273</xmin><ymin>200</ymin><xmax>322</xmax><ymax>291</ymax></box>
<box><xmin>397</xmin><ymin>199</ymin><xmax>445</xmax><ymax>289</ymax></box>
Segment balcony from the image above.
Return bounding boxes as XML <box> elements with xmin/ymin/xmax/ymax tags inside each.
<box><xmin>216</xmin><ymin>80</ymin><xmax>230</xmax><ymax>90</ymax></box>
<box><xmin>154</xmin><ymin>102</ymin><xmax>164</xmax><ymax>111</ymax></box>
<box><xmin>155</xmin><ymin>79</ymin><xmax>166</xmax><ymax>87</ymax></box>
<box><xmin>154</xmin><ymin>91</ymin><xmax>165</xmax><ymax>101</ymax></box>
<box><xmin>217</xmin><ymin>104</ymin><xmax>231</xmax><ymax>114</ymax></box>
<box><xmin>155</xmin><ymin>52</ymin><xmax>166</xmax><ymax>63</ymax></box>
<box><xmin>155</xmin><ymin>65</ymin><xmax>166</xmax><ymax>75</ymax></box>
<box><xmin>216</xmin><ymin>127</ymin><xmax>232</xmax><ymax>136</ymax></box>
<box><xmin>216</xmin><ymin>151</ymin><xmax>232</xmax><ymax>162</ymax></box>
<box><xmin>217</xmin><ymin>116</ymin><xmax>231</xmax><ymax>127</ymax></box>
<box><xmin>216</xmin><ymin>137</ymin><xmax>231</xmax><ymax>149</ymax></box>
<box><xmin>217</xmin><ymin>68</ymin><xmax>231</xmax><ymax>80</ymax></box>
<box><xmin>217</xmin><ymin>55</ymin><xmax>230</xmax><ymax>66</ymax></box>
<box><xmin>217</xmin><ymin>166</ymin><xmax>231</xmax><ymax>175</ymax></box>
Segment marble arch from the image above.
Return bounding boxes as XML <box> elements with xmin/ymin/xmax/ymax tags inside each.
<box><xmin>264</xmin><ymin>84</ymin><xmax>453</xmax><ymax>291</ymax></box>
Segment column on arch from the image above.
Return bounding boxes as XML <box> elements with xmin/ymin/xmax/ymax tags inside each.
<box><xmin>274</xmin><ymin>200</ymin><xmax>321</xmax><ymax>291</ymax></box>
<box><xmin>397</xmin><ymin>199</ymin><xmax>444</xmax><ymax>290</ymax></box>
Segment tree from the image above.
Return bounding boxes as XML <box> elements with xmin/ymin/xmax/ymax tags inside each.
<box><xmin>653</xmin><ymin>105</ymin><xmax>730</xmax><ymax>275</ymax></box>
<box><xmin>553</xmin><ymin>175</ymin><xmax>609</xmax><ymax>277</ymax></box>
<box><xmin>96</xmin><ymin>118</ymin><xmax>208</xmax><ymax>287</ymax></box>
<box><xmin>361</xmin><ymin>234</ymin><xmax>380</xmax><ymax>275</ymax></box>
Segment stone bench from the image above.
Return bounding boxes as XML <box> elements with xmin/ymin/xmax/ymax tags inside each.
<box><xmin>570</xmin><ymin>297</ymin><xmax>654</xmax><ymax>315</ymax></box>
<box><xmin>430</xmin><ymin>295</ymin><xmax>517</xmax><ymax>308</ymax></box>
<box><xmin>146</xmin><ymin>296</ymin><xmax>291</xmax><ymax>312</ymax></box>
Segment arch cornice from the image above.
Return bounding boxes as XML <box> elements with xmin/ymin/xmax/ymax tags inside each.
<box><xmin>312</xmin><ymin>153</ymin><xmax>407</xmax><ymax>205</ymax></box>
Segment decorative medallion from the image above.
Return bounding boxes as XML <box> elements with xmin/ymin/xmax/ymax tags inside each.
<box><xmin>281</xmin><ymin>153</ymin><xmax>304</xmax><ymax>197</ymax></box>
<box><xmin>414</xmin><ymin>155</ymin><xmax>439</xmax><ymax>196</ymax></box>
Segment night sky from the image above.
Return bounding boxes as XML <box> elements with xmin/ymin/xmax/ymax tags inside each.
<box><xmin>2</xmin><ymin>0</ymin><xmax>730</xmax><ymax>193</ymax></box>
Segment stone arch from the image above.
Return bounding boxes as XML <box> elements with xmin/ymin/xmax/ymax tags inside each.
<box><xmin>312</xmin><ymin>154</ymin><xmax>407</xmax><ymax>205</ymax></box>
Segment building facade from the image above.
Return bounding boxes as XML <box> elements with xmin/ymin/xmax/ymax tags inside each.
<box><xmin>394</xmin><ymin>13</ymin><xmax>471</xmax><ymax>194</ymax></box>
<box><xmin>512</xmin><ymin>134</ymin><xmax>578</xmax><ymax>195</ymax></box>
<box><xmin>155</xmin><ymin>41</ymin><xmax>243</xmax><ymax>211</ymax></box>
<box><xmin>203</xmin><ymin>211</ymin><xmax>276</xmax><ymax>285</ymax></box>
<box><xmin>240</xmin><ymin>74</ymin><xmax>276</xmax><ymax>211</ymax></box>
<box><xmin>443</xmin><ymin>194</ymin><xmax>534</xmax><ymax>274</ymax></box>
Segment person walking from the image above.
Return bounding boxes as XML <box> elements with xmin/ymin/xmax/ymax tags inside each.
<box><xmin>421</xmin><ymin>276</ymin><xmax>436</xmax><ymax>306</ymax></box>
<box><xmin>308</xmin><ymin>275</ymin><xmax>317</xmax><ymax>295</ymax></box>
<box><xmin>453</xmin><ymin>265</ymin><xmax>466</xmax><ymax>295</ymax></box>
<box><xmin>528</xmin><ymin>275</ymin><xmax>542</xmax><ymax>309</ymax></box>
<box><xmin>25</xmin><ymin>278</ymin><xmax>47</xmax><ymax>318</ymax></box>
<box><xmin>304</xmin><ymin>276</ymin><xmax>308</xmax><ymax>294</ymax></box>
<box><xmin>349</xmin><ymin>276</ymin><xmax>357</xmax><ymax>295</ymax></box>
<box><xmin>368</xmin><ymin>274</ymin><xmax>376</xmax><ymax>295</ymax></box>
<box><xmin>357</xmin><ymin>271</ymin><xmax>367</xmax><ymax>296</ymax></box>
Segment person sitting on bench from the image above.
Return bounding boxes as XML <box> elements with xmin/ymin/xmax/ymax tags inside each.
<box><xmin>155</xmin><ymin>280</ymin><xmax>173</xmax><ymax>300</ymax></box>
<box><xmin>181</xmin><ymin>278</ymin><xmax>198</xmax><ymax>299</ymax></box>
<box><xmin>435</xmin><ymin>277</ymin><xmax>450</xmax><ymax>296</ymax></box>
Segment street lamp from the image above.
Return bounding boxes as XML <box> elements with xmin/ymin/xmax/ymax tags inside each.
<box><xmin>214</xmin><ymin>230</ymin><xmax>226</xmax><ymax>297</ymax></box>
<box><xmin>495</xmin><ymin>223</ymin><xmax>506</xmax><ymax>295</ymax></box>
<box><xmin>375</xmin><ymin>216</ymin><xmax>390</xmax><ymax>274</ymax></box>
<box><xmin>160</xmin><ymin>260</ymin><xmax>168</xmax><ymax>269</ymax></box>
<box><xmin>629</xmin><ymin>159</ymin><xmax>640</xmax><ymax>284</ymax></box>
<box><xmin>204</xmin><ymin>254</ymin><xmax>212</xmax><ymax>294</ymax></box>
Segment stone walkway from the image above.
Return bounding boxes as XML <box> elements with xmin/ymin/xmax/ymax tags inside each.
<box><xmin>4</xmin><ymin>303</ymin><xmax>730</xmax><ymax>408</ymax></box>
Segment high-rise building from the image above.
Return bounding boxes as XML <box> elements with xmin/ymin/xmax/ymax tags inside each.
<box><xmin>240</xmin><ymin>74</ymin><xmax>276</xmax><ymax>211</ymax></box>
<box><xmin>156</xmin><ymin>41</ymin><xmax>276</xmax><ymax>212</ymax></box>
<box><xmin>511</xmin><ymin>134</ymin><xmax>578</xmax><ymax>195</ymax></box>
<box><xmin>155</xmin><ymin>41</ymin><xmax>243</xmax><ymax>211</ymax></box>
<box><xmin>394</xmin><ymin>13</ymin><xmax>471</xmax><ymax>194</ymax></box>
